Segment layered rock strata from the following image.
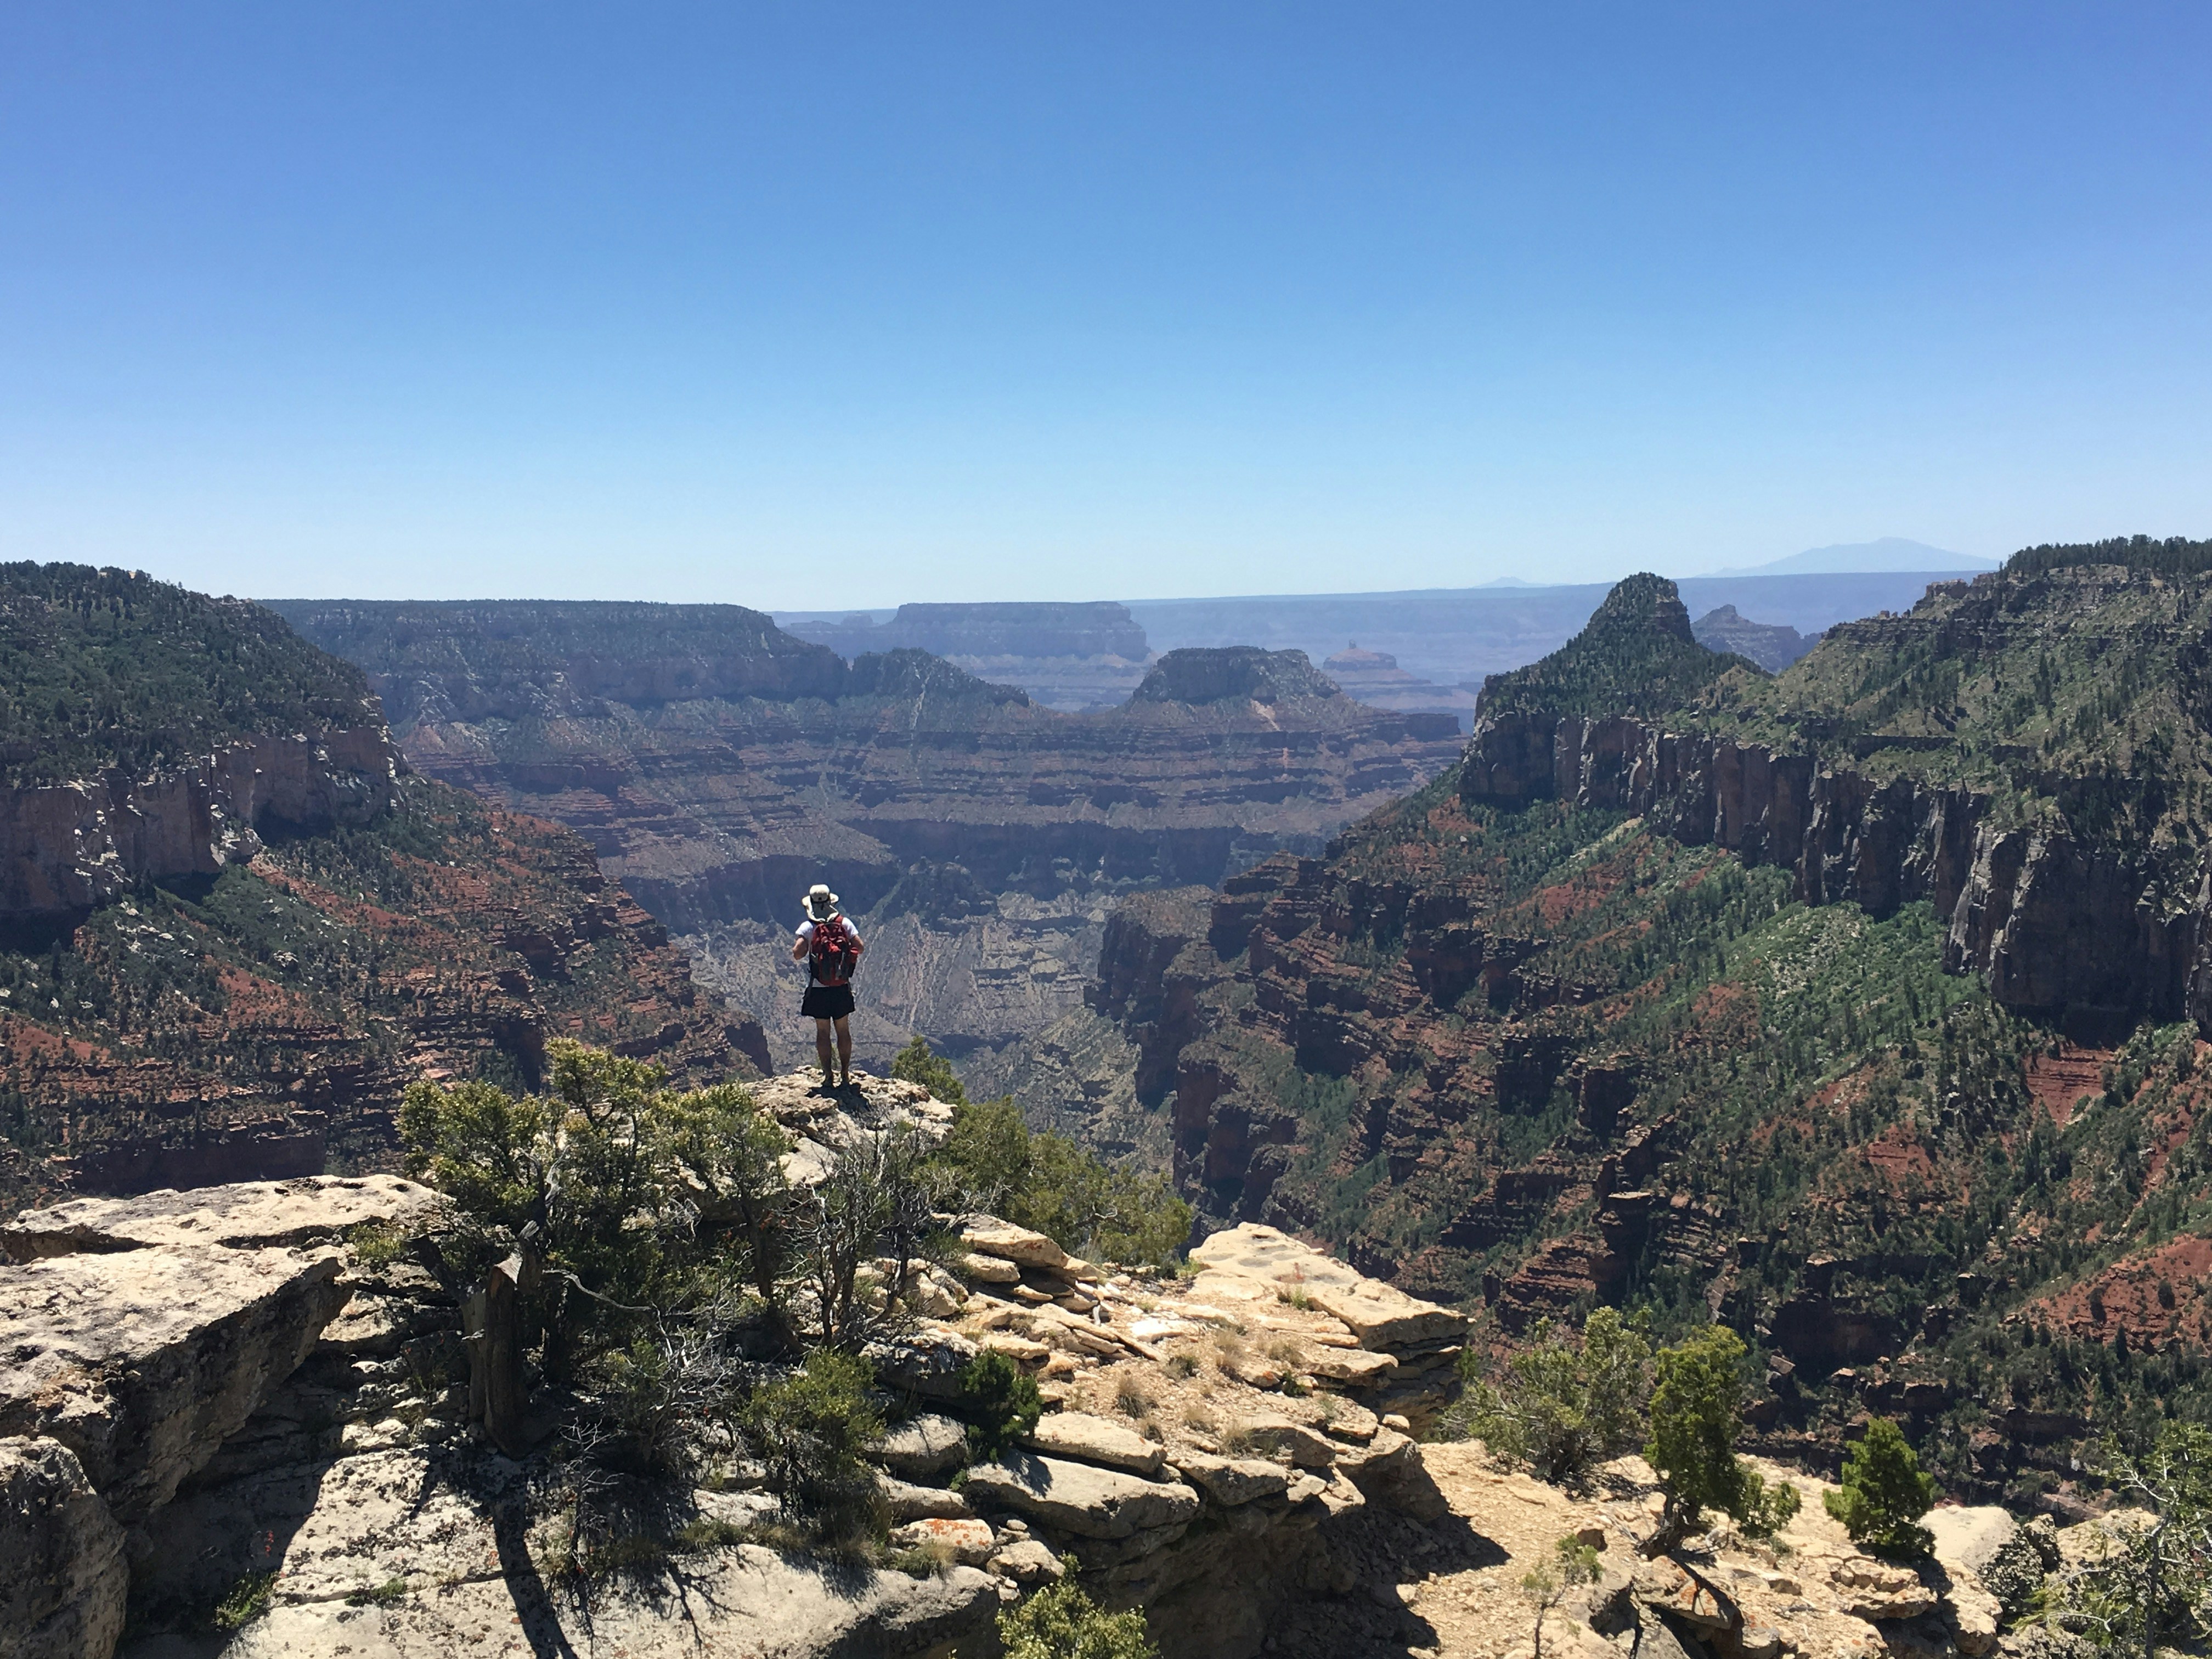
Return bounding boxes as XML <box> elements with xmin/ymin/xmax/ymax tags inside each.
<box><xmin>272</xmin><ymin>600</ymin><xmax>1462</xmax><ymax>1074</ymax></box>
<box><xmin>1459</xmin><ymin>706</ymin><xmax>2199</xmax><ymax>1028</ymax></box>
<box><xmin>0</xmin><ymin>728</ymin><xmax>398</xmax><ymax>918</ymax></box>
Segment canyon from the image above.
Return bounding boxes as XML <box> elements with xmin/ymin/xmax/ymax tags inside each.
<box><xmin>270</xmin><ymin>600</ymin><xmax>1464</xmax><ymax>1075</ymax></box>
<box><xmin>1065</xmin><ymin>560</ymin><xmax>2212</xmax><ymax>1505</ymax></box>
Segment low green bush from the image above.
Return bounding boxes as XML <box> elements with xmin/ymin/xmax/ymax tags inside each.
<box><xmin>904</xmin><ymin>1040</ymin><xmax>1192</xmax><ymax>1266</ymax></box>
<box><xmin>997</xmin><ymin>1578</ymin><xmax>1158</xmax><ymax>1659</ymax></box>
<box><xmin>1449</xmin><ymin>1308</ymin><xmax>1651</xmax><ymax>1488</ymax></box>
<box><xmin>742</xmin><ymin>1350</ymin><xmax>886</xmax><ymax>1551</ymax></box>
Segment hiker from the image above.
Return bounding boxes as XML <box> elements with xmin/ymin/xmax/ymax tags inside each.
<box><xmin>791</xmin><ymin>883</ymin><xmax>864</xmax><ymax>1088</ymax></box>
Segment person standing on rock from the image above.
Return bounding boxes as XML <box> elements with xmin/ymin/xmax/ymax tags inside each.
<box><xmin>791</xmin><ymin>883</ymin><xmax>864</xmax><ymax>1088</ymax></box>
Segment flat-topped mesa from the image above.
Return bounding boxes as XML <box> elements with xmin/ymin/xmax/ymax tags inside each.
<box><xmin>1130</xmin><ymin>645</ymin><xmax>1346</xmax><ymax>708</ymax></box>
<box><xmin>1691</xmin><ymin>604</ymin><xmax>1816</xmax><ymax>672</ymax></box>
<box><xmin>873</xmin><ymin>601</ymin><xmax>1150</xmax><ymax>662</ymax></box>
<box><xmin>260</xmin><ymin>596</ymin><xmax>849</xmax><ymax>727</ymax></box>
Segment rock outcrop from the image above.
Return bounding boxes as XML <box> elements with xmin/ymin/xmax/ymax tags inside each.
<box><xmin>3</xmin><ymin>1167</ymin><xmax>2106</xmax><ymax>1659</ymax></box>
<box><xmin>1458</xmin><ymin>704</ymin><xmax>2199</xmax><ymax>1027</ymax></box>
<box><xmin>0</xmin><ymin>1435</ymin><xmax>127</xmax><ymax>1659</ymax></box>
<box><xmin>0</xmin><ymin>727</ymin><xmax>399</xmax><ymax>918</ymax></box>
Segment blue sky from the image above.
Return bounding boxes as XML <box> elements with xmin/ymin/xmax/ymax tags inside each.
<box><xmin>3</xmin><ymin>4</ymin><xmax>2208</xmax><ymax>608</ymax></box>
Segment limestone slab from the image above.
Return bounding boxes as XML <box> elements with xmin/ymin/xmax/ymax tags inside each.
<box><xmin>1167</xmin><ymin>1450</ymin><xmax>1291</xmax><ymax>1505</ymax></box>
<box><xmin>959</xmin><ymin>1220</ymin><xmax>1069</xmax><ymax>1271</ymax></box>
<box><xmin>0</xmin><ymin>1176</ymin><xmax>447</xmax><ymax>1264</ymax></box>
<box><xmin>1023</xmin><ymin>1410</ymin><xmax>1166</xmax><ymax>1476</ymax></box>
<box><xmin>212</xmin><ymin>1543</ymin><xmax>996</xmax><ymax>1659</ymax></box>
<box><xmin>875</xmin><ymin>1412</ymin><xmax>969</xmax><ymax>1479</ymax></box>
<box><xmin>1301</xmin><ymin>1280</ymin><xmax>1467</xmax><ymax>1351</ymax></box>
<box><xmin>961</xmin><ymin>1453</ymin><xmax>1200</xmax><ymax>1539</ymax></box>
<box><xmin>0</xmin><ymin>1242</ymin><xmax>347</xmax><ymax>1521</ymax></box>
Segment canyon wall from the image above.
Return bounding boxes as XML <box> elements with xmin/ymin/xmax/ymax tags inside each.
<box><xmin>0</xmin><ymin>726</ymin><xmax>399</xmax><ymax>916</ymax></box>
<box><xmin>1461</xmin><ymin>708</ymin><xmax>2202</xmax><ymax>1030</ymax></box>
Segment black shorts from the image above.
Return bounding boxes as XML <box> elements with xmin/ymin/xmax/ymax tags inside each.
<box><xmin>802</xmin><ymin>983</ymin><xmax>856</xmax><ymax>1020</ymax></box>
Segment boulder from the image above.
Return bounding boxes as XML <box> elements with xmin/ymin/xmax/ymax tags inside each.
<box><xmin>960</xmin><ymin>1220</ymin><xmax>1069</xmax><ymax>1271</ymax></box>
<box><xmin>1238</xmin><ymin>1415</ymin><xmax>1339</xmax><ymax>1469</ymax></box>
<box><xmin>1826</xmin><ymin>1553</ymin><xmax>1940</xmax><ymax>1622</ymax></box>
<box><xmin>989</xmin><ymin>1538</ymin><xmax>1066</xmax><ymax>1585</ymax></box>
<box><xmin>0</xmin><ymin>1436</ymin><xmax>127</xmax><ymax>1659</ymax></box>
<box><xmin>876</xmin><ymin>1413</ymin><xmax>969</xmax><ymax>1480</ymax></box>
<box><xmin>955</xmin><ymin>1251</ymin><xmax>1022</xmax><ymax>1284</ymax></box>
<box><xmin>0</xmin><ymin>1242</ymin><xmax>348</xmax><ymax>1521</ymax></box>
<box><xmin>891</xmin><ymin>1517</ymin><xmax>997</xmax><ymax>1565</ymax></box>
<box><xmin>979</xmin><ymin>1333</ymin><xmax>1052</xmax><ymax>1367</ymax></box>
<box><xmin>1167</xmin><ymin>1450</ymin><xmax>1291</xmax><ymax>1505</ymax></box>
<box><xmin>862</xmin><ymin>1326</ymin><xmax>980</xmax><ymax>1403</ymax></box>
<box><xmin>961</xmin><ymin>1453</ymin><xmax>1201</xmax><ymax>1539</ymax></box>
<box><xmin>882</xmin><ymin>1477</ymin><xmax>976</xmax><ymax>1521</ymax></box>
<box><xmin>0</xmin><ymin>1176</ymin><xmax>447</xmax><ymax>1264</ymax></box>
<box><xmin>1023</xmin><ymin>1412</ymin><xmax>1167</xmax><ymax>1477</ymax></box>
<box><xmin>1632</xmin><ymin>1556</ymin><xmax>1740</xmax><ymax>1640</ymax></box>
<box><xmin>1926</xmin><ymin>1505</ymin><xmax>2021</xmax><ymax>1582</ymax></box>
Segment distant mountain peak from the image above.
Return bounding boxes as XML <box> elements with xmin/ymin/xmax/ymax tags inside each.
<box><xmin>1702</xmin><ymin>537</ymin><xmax>1994</xmax><ymax>578</ymax></box>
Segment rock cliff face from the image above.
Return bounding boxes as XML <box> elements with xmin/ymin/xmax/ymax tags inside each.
<box><xmin>0</xmin><ymin>727</ymin><xmax>398</xmax><ymax>916</ymax></box>
<box><xmin>0</xmin><ymin>778</ymin><xmax>764</xmax><ymax>1218</ymax></box>
<box><xmin>272</xmin><ymin>601</ymin><xmax>1463</xmax><ymax>1074</ymax></box>
<box><xmin>1073</xmin><ymin>566</ymin><xmax>2212</xmax><ymax>1503</ymax></box>
<box><xmin>1</xmin><ymin>572</ymin><xmax>765</xmax><ymax>1219</ymax></box>
<box><xmin>1457</xmin><ymin>706</ymin><xmax>2197</xmax><ymax>1028</ymax></box>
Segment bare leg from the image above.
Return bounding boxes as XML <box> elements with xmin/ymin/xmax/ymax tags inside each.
<box><xmin>814</xmin><ymin>1019</ymin><xmax>835</xmax><ymax>1085</ymax></box>
<box><xmin>833</xmin><ymin>1015</ymin><xmax>854</xmax><ymax>1086</ymax></box>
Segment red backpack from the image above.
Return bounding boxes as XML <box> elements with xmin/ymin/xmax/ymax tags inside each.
<box><xmin>808</xmin><ymin>915</ymin><xmax>857</xmax><ymax>986</ymax></box>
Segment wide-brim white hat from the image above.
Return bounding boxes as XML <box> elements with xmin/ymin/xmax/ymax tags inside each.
<box><xmin>804</xmin><ymin>883</ymin><xmax>840</xmax><ymax>916</ymax></box>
